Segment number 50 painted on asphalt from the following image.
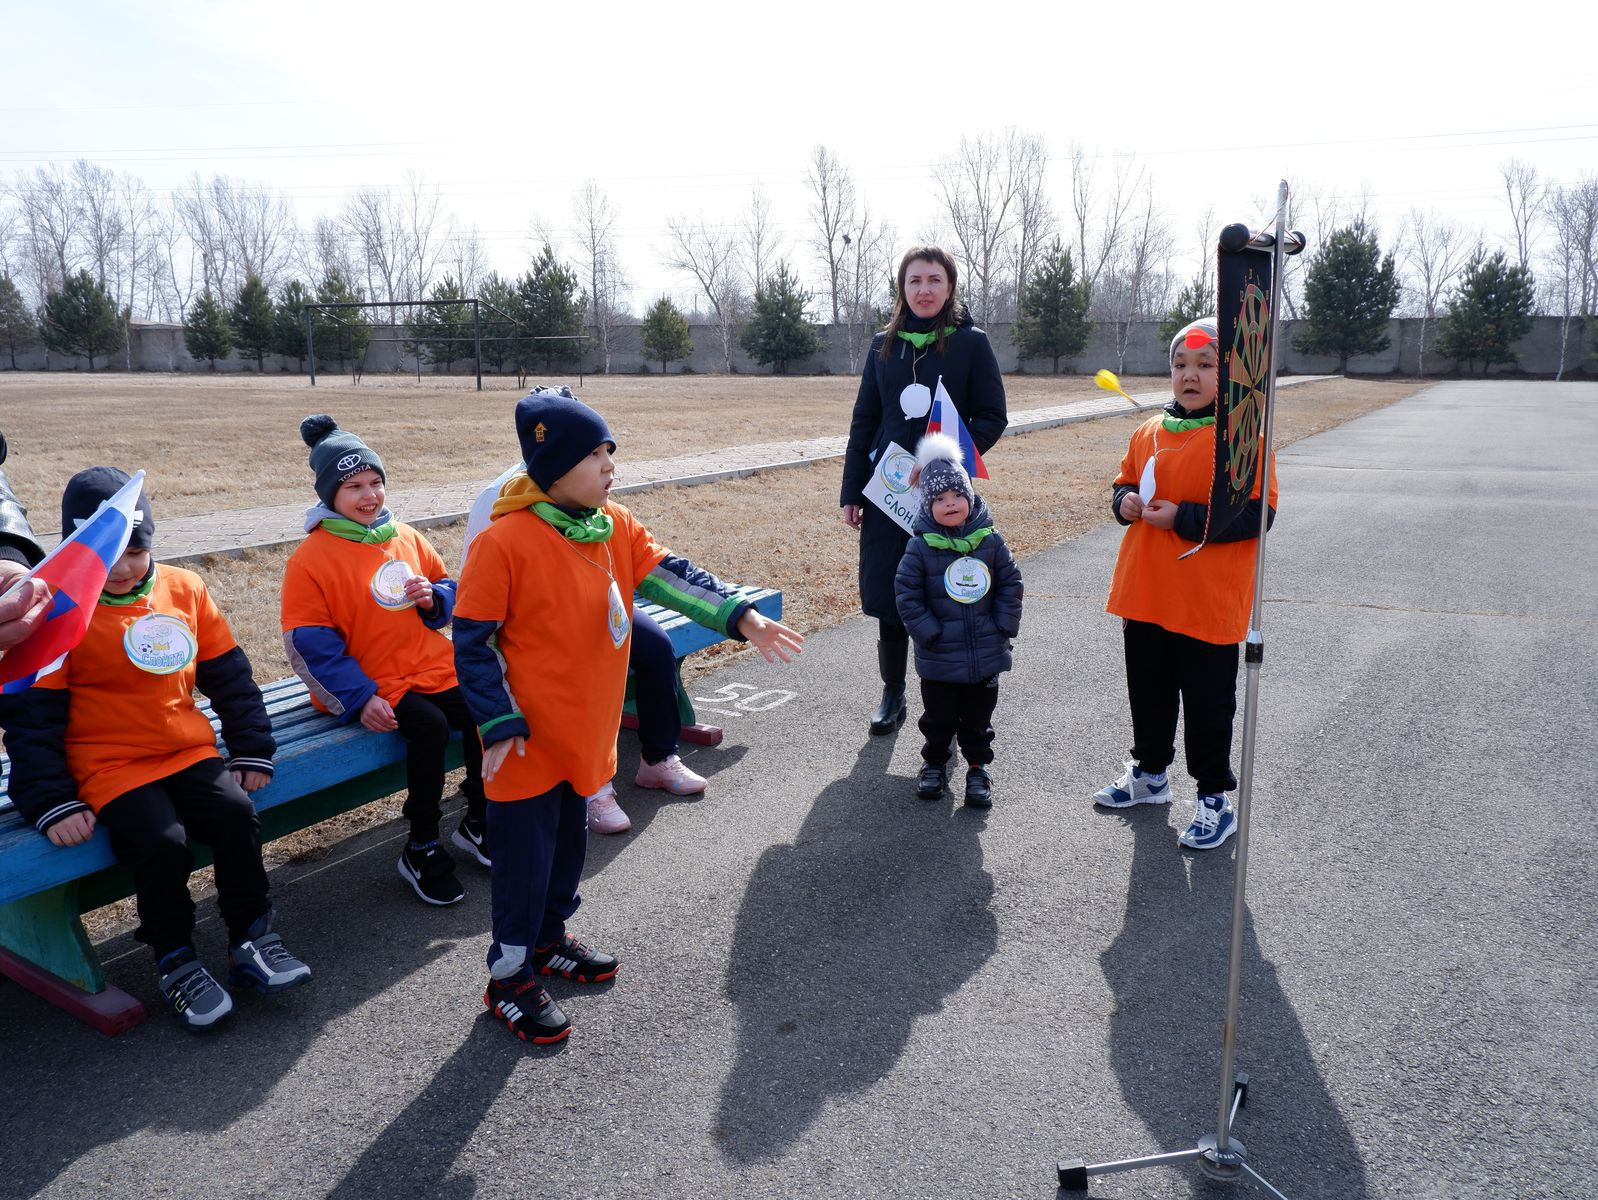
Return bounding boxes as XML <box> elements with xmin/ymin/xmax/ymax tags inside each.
<box><xmin>692</xmin><ymin>682</ymin><xmax>797</xmax><ymax>716</ymax></box>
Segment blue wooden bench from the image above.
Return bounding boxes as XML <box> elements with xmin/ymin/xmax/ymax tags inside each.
<box><xmin>0</xmin><ymin>585</ymin><xmax>781</xmax><ymax>1034</ymax></box>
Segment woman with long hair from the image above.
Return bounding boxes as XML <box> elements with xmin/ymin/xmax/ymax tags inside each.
<box><xmin>839</xmin><ymin>247</ymin><xmax>1008</xmax><ymax>735</ymax></box>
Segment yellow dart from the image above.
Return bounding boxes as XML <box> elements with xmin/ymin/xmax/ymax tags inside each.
<box><xmin>1095</xmin><ymin>369</ymin><xmax>1140</xmax><ymax>406</ymax></box>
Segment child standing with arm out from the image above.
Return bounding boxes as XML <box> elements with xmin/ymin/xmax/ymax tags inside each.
<box><xmin>0</xmin><ymin>468</ymin><xmax>309</xmax><ymax>1031</ymax></box>
<box><xmin>895</xmin><ymin>433</ymin><xmax>1023</xmax><ymax>808</ymax></box>
<box><xmin>1094</xmin><ymin>318</ymin><xmax>1278</xmax><ymax>850</ymax></box>
<box><xmin>281</xmin><ymin>416</ymin><xmax>488</xmax><ymax>907</ymax></box>
<box><xmin>454</xmin><ymin>388</ymin><xmax>803</xmax><ymax>1044</ymax></box>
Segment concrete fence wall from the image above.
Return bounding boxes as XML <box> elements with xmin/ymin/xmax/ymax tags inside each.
<box><xmin>9</xmin><ymin>316</ymin><xmax>1594</xmax><ymax>378</ymax></box>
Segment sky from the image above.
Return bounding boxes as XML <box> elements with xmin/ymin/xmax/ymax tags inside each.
<box><xmin>4</xmin><ymin>0</ymin><xmax>1595</xmax><ymax>311</ymax></box>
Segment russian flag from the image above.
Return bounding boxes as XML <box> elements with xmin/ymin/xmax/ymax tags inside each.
<box><xmin>0</xmin><ymin>470</ymin><xmax>144</xmax><ymax>693</ymax></box>
<box><xmin>926</xmin><ymin>377</ymin><xmax>989</xmax><ymax>479</ymax></box>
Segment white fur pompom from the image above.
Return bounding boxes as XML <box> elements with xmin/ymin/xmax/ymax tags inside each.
<box><xmin>914</xmin><ymin>431</ymin><xmax>963</xmax><ymax>474</ymax></box>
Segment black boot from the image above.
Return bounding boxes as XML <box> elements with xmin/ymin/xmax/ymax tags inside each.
<box><xmin>870</xmin><ymin>639</ymin><xmax>908</xmax><ymax>735</ymax></box>
<box><xmin>963</xmin><ymin>765</ymin><xmax>992</xmax><ymax>809</ymax></box>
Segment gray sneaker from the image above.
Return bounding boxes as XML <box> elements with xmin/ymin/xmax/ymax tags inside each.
<box><xmin>229</xmin><ymin>912</ymin><xmax>312</xmax><ymax>994</ymax></box>
<box><xmin>1093</xmin><ymin>760</ymin><xmax>1172</xmax><ymax>808</ymax></box>
<box><xmin>158</xmin><ymin>948</ymin><xmax>234</xmax><ymax>1032</ymax></box>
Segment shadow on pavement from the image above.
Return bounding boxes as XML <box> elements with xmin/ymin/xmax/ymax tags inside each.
<box><xmin>713</xmin><ymin>735</ymin><xmax>999</xmax><ymax>1164</ymax></box>
<box><xmin>1089</xmin><ymin>808</ymin><xmax>1371</xmax><ymax>1198</ymax></box>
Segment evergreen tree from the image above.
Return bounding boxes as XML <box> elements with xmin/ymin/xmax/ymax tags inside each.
<box><xmin>313</xmin><ymin>270</ymin><xmax>370</xmax><ymax>372</ymax></box>
<box><xmin>1013</xmin><ymin>242</ymin><xmax>1091</xmax><ymax>373</ymax></box>
<box><xmin>477</xmin><ymin>272</ymin><xmax>518</xmax><ymax>374</ymax></box>
<box><xmin>738</xmin><ymin>262</ymin><xmax>819</xmax><ymax>374</ymax></box>
<box><xmin>229</xmin><ymin>273</ymin><xmax>275</xmax><ymax>371</ymax></box>
<box><xmin>0</xmin><ymin>274</ymin><xmax>38</xmax><ymax>369</ymax></box>
<box><xmin>412</xmin><ymin>274</ymin><xmax>471</xmax><ymax>372</ymax></box>
<box><xmin>1158</xmin><ymin>270</ymin><xmax>1216</xmax><ymax>352</ymax></box>
<box><xmin>184</xmin><ymin>290</ymin><xmax>234</xmax><ymax>369</ymax></box>
<box><xmin>271</xmin><ymin>279</ymin><xmax>312</xmax><ymax>370</ymax></box>
<box><xmin>39</xmin><ymin>270</ymin><xmax>126</xmax><ymax>370</ymax></box>
<box><xmin>516</xmin><ymin>244</ymin><xmax>586</xmax><ymax>372</ymax></box>
<box><xmin>640</xmin><ymin>296</ymin><xmax>693</xmax><ymax>373</ymax></box>
<box><xmin>1438</xmin><ymin>249</ymin><xmax>1537</xmax><ymax>375</ymax></box>
<box><xmin>1291</xmin><ymin>221</ymin><xmax>1401</xmax><ymax>372</ymax></box>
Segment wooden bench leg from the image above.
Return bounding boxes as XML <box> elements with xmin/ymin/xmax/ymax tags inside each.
<box><xmin>0</xmin><ymin>884</ymin><xmax>147</xmax><ymax>1036</ymax></box>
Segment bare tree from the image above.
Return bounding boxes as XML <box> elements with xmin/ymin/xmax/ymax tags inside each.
<box><xmin>307</xmin><ymin>215</ymin><xmax>358</xmax><ymax>291</ymax></box>
<box><xmin>1007</xmin><ymin>137</ymin><xmax>1054</xmax><ymax>316</ymax></box>
<box><xmin>663</xmin><ymin>212</ymin><xmax>744</xmax><ymax>372</ymax></box>
<box><xmin>174</xmin><ymin>173</ymin><xmax>234</xmax><ymax>300</ymax></box>
<box><xmin>116</xmin><ymin>175</ymin><xmax>164</xmax><ymax>322</ymax></box>
<box><xmin>341</xmin><ymin>186</ymin><xmax>405</xmax><ymax>316</ymax></box>
<box><xmin>741</xmin><ymin>183</ymin><xmax>783</xmax><ymax>296</ymax></box>
<box><xmin>935</xmin><ymin>130</ymin><xmax>1050</xmax><ymax>323</ymax></box>
<box><xmin>806</xmin><ymin>146</ymin><xmax>857</xmax><ymax>325</ymax></box>
<box><xmin>72</xmin><ymin>160</ymin><xmax>124</xmax><ymax>295</ymax></box>
<box><xmin>1097</xmin><ymin>181</ymin><xmax>1174</xmax><ymax>371</ymax></box>
<box><xmin>1068</xmin><ymin>141</ymin><xmax>1139</xmax><ymax>304</ymax></box>
<box><xmin>1543</xmin><ymin>175</ymin><xmax>1598</xmax><ymax>378</ymax></box>
<box><xmin>838</xmin><ymin>208</ymin><xmax>895</xmax><ymax>372</ymax></box>
<box><xmin>1399</xmin><ymin>207</ymin><xmax>1470</xmax><ymax>374</ymax></box>
<box><xmin>211</xmin><ymin>176</ymin><xmax>298</xmax><ymax>296</ymax></box>
<box><xmin>151</xmin><ymin>205</ymin><xmax>200</xmax><ymax>326</ymax></box>
<box><xmin>573</xmin><ymin>181</ymin><xmax>628</xmax><ymax>374</ymax></box>
<box><xmin>9</xmin><ymin>164</ymin><xmax>80</xmax><ymax>300</ymax></box>
<box><xmin>398</xmin><ymin>170</ymin><xmax>443</xmax><ymax>300</ymax></box>
<box><xmin>1500</xmin><ymin>158</ymin><xmax>1547</xmax><ymax>272</ymax></box>
<box><xmin>444</xmin><ymin>221</ymin><xmax>490</xmax><ymax>296</ymax></box>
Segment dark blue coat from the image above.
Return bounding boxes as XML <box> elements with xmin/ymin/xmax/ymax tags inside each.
<box><xmin>841</xmin><ymin>316</ymin><xmax>1007</xmax><ymax>621</ymax></box>
<box><xmin>893</xmin><ymin>497</ymin><xmax>1023</xmax><ymax>684</ymax></box>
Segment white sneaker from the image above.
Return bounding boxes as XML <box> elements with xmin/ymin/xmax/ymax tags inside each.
<box><xmin>586</xmin><ymin>782</ymin><xmax>631</xmax><ymax>834</ymax></box>
<box><xmin>634</xmin><ymin>754</ymin><xmax>707</xmax><ymax>796</ymax></box>
<box><xmin>1179</xmin><ymin>793</ymin><xmax>1237</xmax><ymax>850</ymax></box>
<box><xmin>1093</xmin><ymin>760</ymin><xmax>1172</xmax><ymax>808</ymax></box>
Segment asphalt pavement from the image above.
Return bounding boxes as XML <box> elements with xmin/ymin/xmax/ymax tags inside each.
<box><xmin>1</xmin><ymin>379</ymin><xmax>1592</xmax><ymax>1200</ymax></box>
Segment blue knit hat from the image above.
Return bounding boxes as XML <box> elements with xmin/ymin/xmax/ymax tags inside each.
<box><xmin>300</xmin><ymin>415</ymin><xmax>385</xmax><ymax>509</ymax></box>
<box><xmin>515</xmin><ymin>386</ymin><xmax>616</xmax><ymax>492</ymax></box>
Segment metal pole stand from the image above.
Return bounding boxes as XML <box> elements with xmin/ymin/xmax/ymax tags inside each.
<box><xmin>1054</xmin><ymin>182</ymin><xmax>1303</xmax><ymax>1199</ymax></box>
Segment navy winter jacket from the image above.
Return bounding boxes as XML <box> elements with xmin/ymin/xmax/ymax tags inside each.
<box><xmin>894</xmin><ymin>496</ymin><xmax>1023</xmax><ymax>684</ymax></box>
<box><xmin>841</xmin><ymin>315</ymin><xmax>1008</xmax><ymax>621</ymax></box>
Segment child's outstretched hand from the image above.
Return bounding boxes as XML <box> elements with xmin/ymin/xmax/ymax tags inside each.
<box><xmin>737</xmin><ymin>610</ymin><xmax>804</xmax><ymax>663</ymax></box>
<box><xmin>404</xmin><ymin>574</ymin><xmax>435</xmax><ymax>611</ymax></box>
<box><xmin>46</xmin><ymin>811</ymin><xmax>96</xmax><ymax>848</ymax></box>
<box><xmin>1140</xmin><ymin>499</ymin><xmax>1179</xmax><ymax>530</ymax></box>
<box><xmin>483</xmin><ymin>735</ymin><xmax>525</xmax><ymax>782</ymax></box>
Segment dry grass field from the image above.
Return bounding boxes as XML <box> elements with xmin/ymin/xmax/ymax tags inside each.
<box><xmin>0</xmin><ymin>370</ymin><xmax>1169</xmax><ymax>521</ymax></box>
<box><xmin>4</xmin><ymin>370</ymin><xmax>1427</xmax><ymax>937</ymax></box>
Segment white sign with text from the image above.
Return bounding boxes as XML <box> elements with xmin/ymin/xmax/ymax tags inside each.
<box><xmin>860</xmin><ymin>440</ymin><xmax>920</xmax><ymax>533</ymax></box>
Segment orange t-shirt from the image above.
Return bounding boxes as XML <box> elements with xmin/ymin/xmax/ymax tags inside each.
<box><xmin>1105</xmin><ymin>414</ymin><xmax>1278</xmax><ymax>645</ymax></box>
<box><xmin>280</xmin><ymin>523</ymin><xmax>458</xmax><ymax>709</ymax></box>
<box><xmin>454</xmin><ymin>502</ymin><xmax>669</xmax><ymax>800</ymax></box>
<box><xmin>37</xmin><ymin>565</ymin><xmax>237</xmax><ymax>812</ymax></box>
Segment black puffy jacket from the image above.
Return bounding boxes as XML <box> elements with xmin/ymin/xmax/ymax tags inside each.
<box><xmin>894</xmin><ymin>496</ymin><xmax>1023</xmax><ymax>684</ymax></box>
<box><xmin>0</xmin><ymin>434</ymin><xmax>44</xmax><ymax>569</ymax></box>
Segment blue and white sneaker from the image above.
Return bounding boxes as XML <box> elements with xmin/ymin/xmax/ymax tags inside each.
<box><xmin>228</xmin><ymin>912</ymin><xmax>312</xmax><ymax>994</ymax></box>
<box><xmin>1094</xmin><ymin>761</ymin><xmax>1172</xmax><ymax>808</ymax></box>
<box><xmin>1179</xmin><ymin>793</ymin><xmax>1237</xmax><ymax>850</ymax></box>
<box><xmin>158</xmin><ymin>948</ymin><xmax>234</xmax><ymax>1032</ymax></box>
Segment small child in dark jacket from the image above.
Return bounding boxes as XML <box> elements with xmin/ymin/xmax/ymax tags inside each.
<box><xmin>895</xmin><ymin>433</ymin><xmax>1023</xmax><ymax>807</ymax></box>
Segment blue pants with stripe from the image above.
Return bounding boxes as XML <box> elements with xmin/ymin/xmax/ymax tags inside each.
<box><xmin>484</xmin><ymin>783</ymin><xmax>587</xmax><ymax>980</ymax></box>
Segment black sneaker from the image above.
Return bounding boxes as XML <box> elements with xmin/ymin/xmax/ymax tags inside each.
<box><xmin>398</xmin><ymin>840</ymin><xmax>465</xmax><ymax>906</ymax></box>
<box><xmin>531</xmin><ymin>933</ymin><xmax>619</xmax><ymax>984</ymax></box>
<box><xmin>484</xmin><ymin>975</ymin><xmax>571</xmax><ymax>1044</ymax></box>
<box><xmin>450</xmin><ymin>814</ymin><xmax>490</xmax><ymax>868</ymax></box>
<box><xmin>158</xmin><ymin>947</ymin><xmax>233</xmax><ymax>1032</ymax></box>
<box><xmin>964</xmin><ymin>765</ymin><xmax>993</xmax><ymax>808</ymax></box>
<box><xmin>917</xmin><ymin>761</ymin><xmax>947</xmax><ymax>800</ymax></box>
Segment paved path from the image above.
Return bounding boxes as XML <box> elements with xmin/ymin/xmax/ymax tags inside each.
<box><xmin>116</xmin><ymin>378</ymin><xmax>1329</xmax><ymax>563</ymax></box>
<box><xmin>7</xmin><ymin>378</ymin><xmax>1583</xmax><ymax>1200</ymax></box>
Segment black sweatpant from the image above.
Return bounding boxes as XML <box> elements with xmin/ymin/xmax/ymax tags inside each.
<box><xmin>918</xmin><ymin>676</ymin><xmax>999</xmax><ymax>767</ymax></box>
<box><xmin>392</xmin><ymin>687</ymin><xmax>486</xmax><ymax>842</ymax></box>
<box><xmin>1123</xmin><ymin>619</ymin><xmax>1239</xmax><ymax>794</ymax></box>
<box><xmin>97</xmin><ymin>756</ymin><xmax>270</xmax><ymax>960</ymax></box>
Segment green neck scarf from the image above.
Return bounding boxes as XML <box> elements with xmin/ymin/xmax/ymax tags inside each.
<box><xmin>102</xmin><ymin>568</ymin><xmax>156</xmax><ymax>605</ymax></box>
<box><xmin>1162</xmin><ymin>412</ymin><xmax>1216</xmax><ymax>432</ymax></box>
<box><xmin>922</xmin><ymin>525</ymin><xmax>994</xmax><ymax>554</ymax></box>
<box><xmin>533</xmin><ymin>502</ymin><xmax>614</xmax><ymax>543</ymax></box>
<box><xmin>319</xmin><ymin>516</ymin><xmax>397</xmax><ymax>544</ymax></box>
<box><xmin>896</xmin><ymin>326</ymin><xmax>958</xmax><ymax>350</ymax></box>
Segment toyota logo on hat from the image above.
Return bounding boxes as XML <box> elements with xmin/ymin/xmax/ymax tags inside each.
<box><xmin>336</xmin><ymin>453</ymin><xmax>361</xmax><ymax>471</ymax></box>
